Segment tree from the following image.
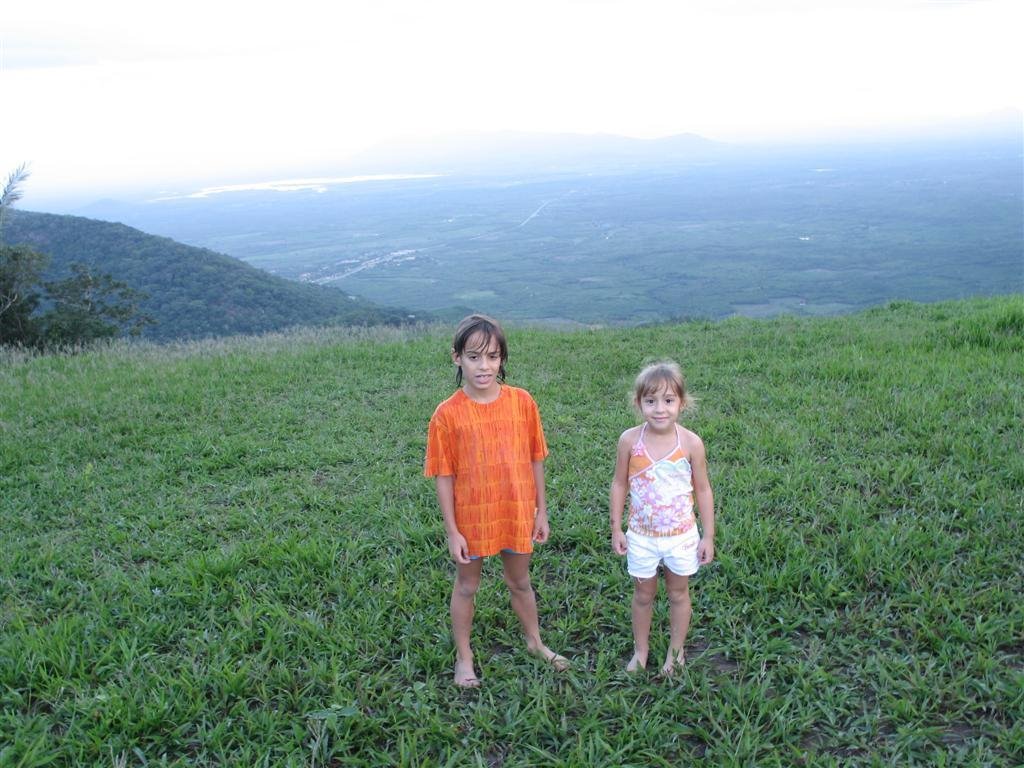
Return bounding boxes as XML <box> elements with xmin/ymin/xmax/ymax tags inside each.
<box><xmin>0</xmin><ymin>163</ymin><xmax>30</xmax><ymax>242</ymax></box>
<box><xmin>1</xmin><ymin>165</ymin><xmax>47</xmax><ymax>345</ymax></box>
<box><xmin>39</xmin><ymin>263</ymin><xmax>153</xmax><ymax>345</ymax></box>
<box><xmin>0</xmin><ymin>244</ymin><xmax>47</xmax><ymax>346</ymax></box>
<box><xmin>1</xmin><ymin>164</ymin><xmax>154</xmax><ymax>348</ymax></box>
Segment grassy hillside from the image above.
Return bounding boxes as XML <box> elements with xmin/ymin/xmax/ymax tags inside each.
<box><xmin>4</xmin><ymin>210</ymin><xmax>417</xmax><ymax>341</ymax></box>
<box><xmin>1</xmin><ymin>296</ymin><xmax>1022</xmax><ymax>766</ymax></box>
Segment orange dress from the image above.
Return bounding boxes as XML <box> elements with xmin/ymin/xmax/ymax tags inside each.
<box><xmin>424</xmin><ymin>385</ymin><xmax>548</xmax><ymax>557</ymax></box>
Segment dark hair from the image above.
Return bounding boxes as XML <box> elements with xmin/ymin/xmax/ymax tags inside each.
<box><xmin>452</xmin><ymin>314</ymin><xmax>508</xmax><ymax>387</ymax></box>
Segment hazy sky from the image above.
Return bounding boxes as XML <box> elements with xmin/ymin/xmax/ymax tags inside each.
<box><xmin>3</xmin><ymin>0</ymin><xmax>1021</xmax><ymax>200</ymax></box>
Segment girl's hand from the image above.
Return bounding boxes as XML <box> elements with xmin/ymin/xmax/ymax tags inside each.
<box><xmin>611</xmin><ymin>529</ymin><xmax>628</xmax><ymax>556</ymax></box>
<box><xmin>698</xmin><ymin>537</ymin><xmax>715</xmax><ymax>565</ymax></box>
<box><xmin>532</xmin><ymin>510</ymin><xmax>550</xmax><ymax>543</ymax></box>
<box><xmin>448</xmin><ymin>532</ymin><xmax>471</xmax><ymax>564</ymax></box>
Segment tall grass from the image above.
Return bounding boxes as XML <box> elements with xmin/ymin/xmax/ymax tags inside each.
<box><xmin>2</xmin><ymin>296</ymin><xmax>1022</xmax><ymax>766</ymax></box>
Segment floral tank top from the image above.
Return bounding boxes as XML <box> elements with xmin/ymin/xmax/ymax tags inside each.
<box><xmin>627</xmin><ymin>424</ymin><xmax>696</xmax><ymax>537</ymax></box>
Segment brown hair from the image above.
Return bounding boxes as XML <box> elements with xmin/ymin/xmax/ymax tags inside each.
<box><xmin>633</xmin><ymin>360</ymin><xmax>696</xmax><ymax>413</ymax></box>
<box><xmin>452</xmin><ymin>314</ymin><xmax>508</xmax><ymax>387</ymax></box>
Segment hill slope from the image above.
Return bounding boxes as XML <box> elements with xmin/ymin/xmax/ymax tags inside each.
<box><xmin>4</xmin><ymin>209</ymin><xmax>417</xmax><ymax>340</ymax></box>
<box><xmin>1</xmin><ymin>296</ymin><xmax>1021</xmax><ymax>764</ymax></box>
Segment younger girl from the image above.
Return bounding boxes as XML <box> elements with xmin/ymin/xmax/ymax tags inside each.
<box><xmin>609</xmin><ymin>360</ymin><xmax>715</xmax><ymax>675</ymax></box>
<box><xmin>425</xmin><ymin>314</ymin><xmax>568</xmax><ymax>688</ymax></box>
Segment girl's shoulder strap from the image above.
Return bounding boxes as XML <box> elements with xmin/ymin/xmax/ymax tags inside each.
<box><xmin>635</xmin><ymin>423</ymin><xmax>649</xmax><ymax>449</ymax></box>
<box><xmin>676</xmin><ymin>424</ymin><xmax>705</xmax><ymax>457</ymax></box>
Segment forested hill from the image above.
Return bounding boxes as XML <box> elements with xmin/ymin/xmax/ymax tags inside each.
<box><xmin>5</xmin><ymin>210</ymin><xmax>417</xmax><ymax>341</ymax></box>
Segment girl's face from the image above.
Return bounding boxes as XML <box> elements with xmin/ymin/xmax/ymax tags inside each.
<box><xmin>639</xmin><ymin>383</ymin><xmax>682</xmax><ymax>433</ymax></box>
<box><xmin>453</xmin><ymin>332</ymin><xmax>503</xmax><ymax>400</ymax></box>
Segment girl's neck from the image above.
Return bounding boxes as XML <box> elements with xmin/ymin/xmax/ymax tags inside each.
<box><xmin>644</xmin><ymin>420</ymin><xmax>678</xmax><ymax>440</ymax></box>
<box><xmin>462</xmin><ymin>382</ymin><xmax>502</xmax><ymax>404</ymax></box>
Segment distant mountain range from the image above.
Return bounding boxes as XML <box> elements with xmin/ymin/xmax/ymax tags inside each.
<box><xmin>340</xmin><ymin>130</ymin><xmax>726</xmax><ymax>176</ymax></box>
<box><xmin>4</xmin><ymin>210</ymin><xmax>419</xmax><ymax>341</ymax></box>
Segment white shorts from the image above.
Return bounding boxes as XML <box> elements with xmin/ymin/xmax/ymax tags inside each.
<box><xmin>626</xmin><ymin>528</ymin><xmax>700</xmax><ymax>578</ymax></box>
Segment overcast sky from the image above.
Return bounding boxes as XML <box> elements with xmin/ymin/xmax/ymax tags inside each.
<box><xmin>3</xmin><ymin>0</ymin><xmax>1021</xmax><ymax>201</ymax></box>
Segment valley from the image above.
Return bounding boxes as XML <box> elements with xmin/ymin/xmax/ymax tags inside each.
<box><xmin>70</xmin><ymin>133</ymin><xmax>1024</xmax><ymax>325</ymax></box>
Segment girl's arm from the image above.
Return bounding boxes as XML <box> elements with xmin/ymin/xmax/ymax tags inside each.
<box><xmin>531</xmin><ymin>460</ymin><xmax>549</xmax><ymax>543</ymax></box>
<box><xmin>609</xmin><ymin>431</ymin><xmax>632</xmax><ymax>555</ymax></box>
<box><xmin>435</xmin><ymin>475</ymin><xmax>471</xmax><ymax>564</ymax></box>
<box><xmin>689</xmin><ymin>434</ymin><xmax>716</xmax><ymax>565</ymax></box>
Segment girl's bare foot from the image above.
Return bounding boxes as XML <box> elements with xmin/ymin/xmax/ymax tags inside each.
<box><xmin>660</xmin><ymin>647</ymin><xmax>685</xmax><ymax>677</ymax></box>
<box><xmin>626</xmin><ymin>650</ymin><xmax>647</xmax><ymax>673</ymax></box>
<box><xmin>528</xmin><ymin>644</ymin><xmax>570</xmax><ymax>672</ymax></box>
<box><xmin>454</xmin><ymin>658</ymin><xmax>479</xmax><ymax>688</ymax></box>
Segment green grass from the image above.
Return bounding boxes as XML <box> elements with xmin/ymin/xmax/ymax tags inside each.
<box><xmin>2</xmin><ymin>296</ymin><xmax>1022</xmax><ymax>766</ymax></box>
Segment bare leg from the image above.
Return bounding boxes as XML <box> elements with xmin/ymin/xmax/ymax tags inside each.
<box><xmin>501</xmin><ymin>551</ymin><xmax>568</xmax><ymax>671</ymax></box>
<box><xmin>451</xmin><ymin>559</ymin><xmax>483</xmax><ymax>686</ymax></box>
<box><xmin>629</xmin><ymin>575</ymin><xmax>658</xmax><ymax>672</ymax></box>
<box><xmin>661</xmin><ymin>569</ymin><xmax>692</xmax><ymax>676</ymax></box>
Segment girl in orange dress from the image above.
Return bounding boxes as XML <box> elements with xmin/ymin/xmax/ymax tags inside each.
<box><xmin>425</xmin><ymin>314</ymin><xmax>568</xmax><ymax>687</ymax></box>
